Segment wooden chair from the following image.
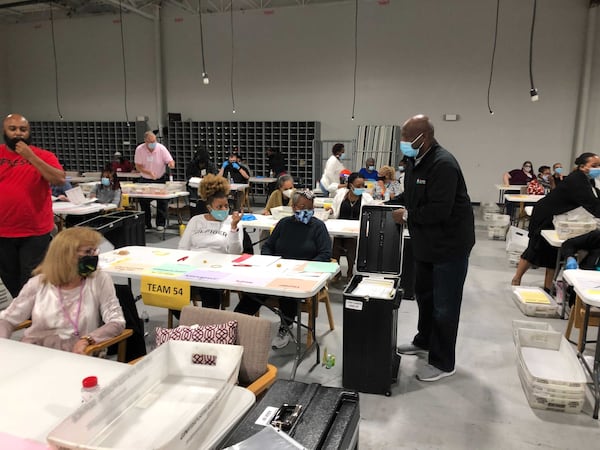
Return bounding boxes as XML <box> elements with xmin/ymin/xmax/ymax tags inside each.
<box><xmin>263</xmin><ymin>285</ymin><xmax>335</xmax><ymax>347</ymax></box>
<box><xmin>131</xmin><ymin>306</ymin><xmax>277</xmax><ymax>397</ymax></box>
<box><xmin>564</xmin><ymin>294</ymin><xmax>600</xmax><ymax>352</ymax></box>
<box><xmin>15</xmin><ymin>320</ymin><xmax>133</xmax><ymax>362</ymax></box>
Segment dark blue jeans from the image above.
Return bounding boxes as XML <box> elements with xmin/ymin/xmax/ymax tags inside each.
<box><xmin>139</xmin><ymin>177</ymin><xmax>168</xmax><ymax>227</ymax></box>
<box><xmin>412</xmin><ymin>255</ymin><xmax>469</xmax><ymax>372</ymax></box>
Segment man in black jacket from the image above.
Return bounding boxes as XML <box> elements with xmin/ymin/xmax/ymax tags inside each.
<box><xmin>393</xmin><ymin>115</ymin><xmax>475</xmax><ymax>382</ymax></box>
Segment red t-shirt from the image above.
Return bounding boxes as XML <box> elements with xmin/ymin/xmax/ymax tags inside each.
<box><xmin>0</xmin><ymin>144</ymin><xmax>63</xmax><ymax>237</ymax></box>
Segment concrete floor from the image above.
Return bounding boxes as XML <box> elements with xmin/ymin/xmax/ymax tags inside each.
<box><xmin>137</xmin><ymin>211</ymin><xmax>600</xmax><ymax>449</ymax></box>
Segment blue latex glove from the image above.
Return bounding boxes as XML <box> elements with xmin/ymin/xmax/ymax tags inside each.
<box><xmin>565</xmin><ymin>257</ymin><xmax>578</xmax><ymax>270</ymax></box>
<box><xmin>221</xmin><ymin>161</ymin><xmax>229</xmax><ymax>169</ymax></box>
<box><xmin>232</xmin><ymin>162</ymin><xmax>241</xmax><ymax>170</ymax></box>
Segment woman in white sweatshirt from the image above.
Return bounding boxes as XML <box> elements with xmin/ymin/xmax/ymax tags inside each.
<box><xmin>179</xmin><ymin>174</ymin><xmax>243</xmax><ymax>308</ymax></box>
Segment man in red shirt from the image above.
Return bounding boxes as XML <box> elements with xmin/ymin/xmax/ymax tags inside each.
<box><xmin>0</xmin><ymin>113</ymin><xmax>66</xmax><ymax>297</ymax></box>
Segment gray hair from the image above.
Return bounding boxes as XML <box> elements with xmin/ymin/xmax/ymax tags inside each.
<box><xmin>144</xmin><ymin>131</ymin><xmax>156</xmax><ymax>140</ymax></box>
<box><xmin>277</xmin><ymin>174</ymin><xmax>294</xmax><ymax>189</ymax></box>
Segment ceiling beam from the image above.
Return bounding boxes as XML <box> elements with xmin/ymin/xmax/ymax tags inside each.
<box><xmin>102</xmin><ymin>0</ymin><xmax>155</xmax><ymax>20</ymax></box>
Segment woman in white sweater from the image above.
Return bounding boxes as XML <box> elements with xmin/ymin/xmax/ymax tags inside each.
<box><xmin>179</xmin><ymin>174</ymin><xmax>243</xmax><ymax>308</ymax></box>
<box><xmin>0</xmin><ymin>227</ymin><xmax>125</xmax><ymax>352</ymax></box>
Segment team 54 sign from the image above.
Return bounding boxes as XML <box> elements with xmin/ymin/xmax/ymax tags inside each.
<box><xmin>140</xmin><ymin>276</ymin><xmax>191</xmax><ymax>309</ymax></box>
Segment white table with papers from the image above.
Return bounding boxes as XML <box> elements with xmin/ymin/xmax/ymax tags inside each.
<box><xmin>100</xmin><ymin>246</ymin><xmax>339</xmax><ymax>379</ymax></box>
<box><xmin>242</xmin><ymin>214</ymin><xmax>360</xmax><ymax>238</ymax></box>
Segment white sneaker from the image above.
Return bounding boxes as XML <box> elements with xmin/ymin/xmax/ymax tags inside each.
<box><xmin>156</xmin><ymin>226</ymin><xmax>165</xmax><ymax>232</ymax></box>
<box><xmin>272</xmin><ymin>327</ymin><xmax>291</xmax><ymax>349</ymax></box>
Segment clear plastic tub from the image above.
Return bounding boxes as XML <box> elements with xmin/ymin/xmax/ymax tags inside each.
<box><xmin>512</xmin><ymin>287</ymin><xmax>558</xmax><ymax>318</ymax></box>
<box><xmin>47</xmin><ymin>341</ymin><xmax>243</xmax><ymax>450</ymax></box>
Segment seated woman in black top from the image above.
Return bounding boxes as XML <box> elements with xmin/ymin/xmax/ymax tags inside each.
<box><xmin>234</xmin><ymin>189</ymin><xmax>332</xmax><ymax>349</ymax></box>
<box><xmin>328</xmin><ymin>172</ymin><xmax>374</xmax><ymax>278</ymax></box>
<box><xmin>561</xmin><ymin>230</ymin><xmax>600</xmax><ymax>271</ymax></box>
<box><xmin>512</xmin><ymin>153</ymin><xmax>600</xmax><ymax>290</ymax></box>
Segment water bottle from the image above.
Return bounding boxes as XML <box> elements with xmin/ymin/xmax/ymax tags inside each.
<box><xmin>141</xmin><ymin>310</ymin><xmax>150</xmax><ymax>337</ymax></box>
<box><xmin>81</xmin><ymin>376</ymin><xmax>100</xmax><ymax>402</ymax></box>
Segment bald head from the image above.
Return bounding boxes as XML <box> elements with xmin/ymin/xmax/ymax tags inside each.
<box><xmin>3</xmin><ymin>114</ymin><xmax>31</xmax><ymax>150</ymax></box>
<box><xmin>401</xmin><ymin>115</ymin><xmax>434</xmax><ymax>140</ymax></box>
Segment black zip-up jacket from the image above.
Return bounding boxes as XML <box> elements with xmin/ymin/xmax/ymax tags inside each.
<box><xmin>561</xmin><ymin>230</ymin><xmax>600</xmax><ymax>270</ymax></box>
<box><xmin>396</xmin><ymin>142</ymin><xmax>475</xmax><ymax>262</ymax></box>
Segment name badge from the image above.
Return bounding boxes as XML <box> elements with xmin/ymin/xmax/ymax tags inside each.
<box><xmin>416</xmin><ymin>178</ymin><xmax>426</xmax><ymax>185</ymax></box>
<box><xmin>147</xmin><ymin>156</ymin><xmax>154</xmax><ymax>163</ymax></box>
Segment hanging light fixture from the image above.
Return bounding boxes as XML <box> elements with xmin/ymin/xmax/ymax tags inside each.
<box><xmin>198</xmin><ymin>0</ymin><xmax>209</xmax><ymax>85</ymax></box>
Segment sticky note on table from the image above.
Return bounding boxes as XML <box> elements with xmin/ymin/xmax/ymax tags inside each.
<box><xmin>303</xmin><ymin>261</ymin><xmax>338</xmax><ymax>273</ymax></box>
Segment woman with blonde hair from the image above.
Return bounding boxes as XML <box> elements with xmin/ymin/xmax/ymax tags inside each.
<box><xmin>179</xmin><ymin>174</ymin><xmax>243</xmax><ymax>308</ymax></box>
<box><xmin>0</xmin><ymin>227</ymin><xmax>125</xmax><ymax>353</ymax></box>
<box><xmin>375</xmin><ymin>165</ymin><xmax>403</xmax><ymax>201</ymax></box>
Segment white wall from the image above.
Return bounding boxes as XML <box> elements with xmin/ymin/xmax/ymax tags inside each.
<box><xmin>0</xmin><ymin>33</ymin><xmax>8</xmax><ymax>118</ymax></box>
<box><xmin>584</xmin><ymin>6</ymin><xmax>600</xmax><ymax>156</ymax></box>
<box><xmin>0</xmin><ymin>0</ymin><xmax>594</xmax><ymax>202</ymax></box>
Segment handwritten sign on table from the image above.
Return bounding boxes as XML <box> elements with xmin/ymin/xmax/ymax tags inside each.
<box><xmin>149</xmin><ymin>263</ymin><xmax>197</xmax><ymax>276</ymax></box>
<box><xmin>183</xmin><ymin>269</ymin><xmax>231</xmax><ymax>282</ymax></box>
<box><xmin>266</xmin><ymin>278</ymin><xmax>318</xmax><ymax>292</ymax></box>
<box><xmin>141</xmin><ymin>276</ymin><xmax>190</xmax><ymax>309</ymax></box>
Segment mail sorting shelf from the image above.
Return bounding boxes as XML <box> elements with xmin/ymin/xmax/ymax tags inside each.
<box><xmin>167</xmin><ymin>121</ymin><xmax>320</xmax><ymax>195</ymax></box>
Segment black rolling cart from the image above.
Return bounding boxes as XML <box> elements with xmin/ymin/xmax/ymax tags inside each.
<box><xmin>77</xmin><ymin>210</ymin><xmax>146</xmax><ymax>249</ymax></box>
<box><xmin>342</xmin><ymin>204</ymin><xmax>403</xmax><ymax>396</ymax></box>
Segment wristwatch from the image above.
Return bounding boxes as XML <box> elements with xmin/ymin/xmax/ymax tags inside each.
<box><xmin>81</xmin><ymin>335</ymin><xmax>95</xmax><ymax>345</ymax></box>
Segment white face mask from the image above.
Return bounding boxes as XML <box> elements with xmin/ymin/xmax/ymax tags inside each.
<box><xmin>282</xmin><ymin>189</ymin><xmax>294</xmax><ymax>198</ymax></box>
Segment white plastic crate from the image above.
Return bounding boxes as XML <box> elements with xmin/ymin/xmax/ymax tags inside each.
<box><xmin>515</xmin><ymin>328</ymin><xmax>586</xmax><ymax>390</ymax></box>
<box><xmin>484</xmin><ymin>212</ymin><xmax>510</xmax><ymax>224</ymax></box>
<box><xmin>313</xmin><ymin>208</ymin><xmax>329</xmax><ymax>221</ymax></box>
<box><xmin>507</xmin><ymin>251</ymin><xmax>521</xmax><ymax>267</ymax></box>
<box><xmin>511</xmin><ymin>319</ymin><xmax>554</xmax><ymax>345</ymax></box>
<box><xmin>488</xmin><ymin>224</ymin><xmax>508</xmax><ymax>240</ymax></box>
<box><xmin>47</xmin><ymin>340</ymin><xmax>243</xmax><ymax>450</ymax></box>
<box><xmin>480</xmin><ymin>202</ymin><xmax>501</xmax><ymax>219</ymax></box>
<box><xmin>271</xmin><ymin>205</ymin><xmax>294</xmax><ymax>220</ymax></box>
<box><xmin>553</xmin><ymin>219</ymin><xmax>596</xmax><ymax>240</ymax></box>
<box><xmin>512</xmin><ymin>287</ymin><xmax>558</xmax><ymax>318</ymax></box>
<box><xmin>518</xmin><ymin>369</ymin><xmax>584</xmax><ymax>414</ymax></box>
<box><xmin>506</xmin><ymin>226</ymin><xmax>529</xmax><ymax>253</ymax></box>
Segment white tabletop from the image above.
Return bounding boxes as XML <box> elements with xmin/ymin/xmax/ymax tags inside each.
<box><xmin>504</xmin><ymin>194</ymin><xmax>545</xmax><ymax>203</ymax></box>
<box><xmin>67</xmin><ymin>176</ymin><xmax>100</xmax><ymax>184</ymax></box>
<box><xmin>115</xmin><ymin>171</ymin><xmax>142</xmax><ymax>178</ymax></box>
<box><xmin>249</xmin><ymin>176</ymin><xmax>278</xmax><ymax>184</ymax></box>
<box><xmin>53</xmin><ymin>201</ymin><xmax>118</xmax><ymax>216</ymax></box>
<box><xmin>242</xmin><ymin>214</ymin><xmax>360</xmax><ymax>238</ymax></box>
<box><xmin>100</xmin><ymin>246</ymin><xmax>336</xmax><ymax>298</ymax></box>
<box><xmin>0</xmin><ymin>339</ymin><xmax>254</xmax><ymax>447</ymax></box>
<box><xmin>541</xmin><ymin>229</ymin><xmax>564</xmax><ymax>247</ymax></box>
<box><xmin>188</xmin><ymin>177</ymin><xmax>249</xmax><ymax>191</ymax></box>
<box><xmin>125</xmin><ymin>191</ymin><xmax>190</xmax><ymax>200</ymax></box>
<box><xmin>562</xmin><ymin>269</ymin><xmax>600</xmax><ymax>308</ymax></box>
<box><xmin>495</xmin><ymin>184</ymin><xmax>523</xmax><ymax>191</ymax></box>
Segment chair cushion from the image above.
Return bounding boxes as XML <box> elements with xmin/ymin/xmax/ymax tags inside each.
<box><xmin>179</xmin><ymin>306</ymin><xmax>271</xmax><ymax>385</ymax></box>
<box><xmin>155</xmin><ymin>321</ymin><xmax>238</xmax><ymax>347</ymax></box>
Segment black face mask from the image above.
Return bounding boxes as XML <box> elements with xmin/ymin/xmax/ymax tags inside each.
<box><xmin>3</xmin><ymin>133</ymin><xmax>32</xmax><ymax>151</ymax></box>
<box><xmin>78</xmin><ymin>255</ymin><xmax>99</xmax><ymax>277</ymax></box>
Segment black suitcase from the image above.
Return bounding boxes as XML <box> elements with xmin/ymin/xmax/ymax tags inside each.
<box><xmin>220</xmin><ymin>380</ymin><xmax>360</xmax><ymax>449</ymax></box>
<box><xmin>342</xmin><ymin>204</ymin><xmax>403</xmax><ymax>396</ymax></box>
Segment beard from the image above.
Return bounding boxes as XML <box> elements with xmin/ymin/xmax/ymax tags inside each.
<box><xmin>3</xmin><ymin>133</ymin><xmax>32</xmax><ymax>151</ymax></box>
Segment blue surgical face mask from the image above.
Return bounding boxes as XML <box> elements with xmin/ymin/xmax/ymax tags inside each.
<box><xmin>338</xmin><ymin>153</ymin><xmax>346</xmax><ymax>160</ymax></box>
<box><xmin>294</xmin><ymin>209</ymin><xmax>314</xmax><ymax>224</ymax></box>
<box><xmin>398</xmin><ymin>166</ymin><xmax>405</xmax><ymax>172</ymax></box>
<box><xmin>352</xmin><ymin>187</ymin><xmax>365</xmax><ymax>196</ymax></box>
<box><xmin>555</xmin><ymin>167</ymin><xmax>563</xmax><ymax>174</ymax></box>
<box><xmin>588</xmin><ymin>168</ymin><xmax>600</xmax><ymax>179</ymax></box>
<box><xmin>210</xmin><ymin>209</ymin><xmax>229</xmax><ymax>221</ymax></box>
<box><xmin>368</xmin><ymin>166</ymin><xmax>375</xmax><ymax>171</ymax></box>
<box><xmin>147</xmin><ymin>142</ymin><xmax>157</xmax><ymax>150</ymax></box>
<box><xmin>400</xmin><ymin>133</ymin><xmax>423</xmax><ymax>158</ymax></box>
<box><xmin>101</xmin><ymin>177</ymin><xmax>110</xmax><ymax>186</ymax></box>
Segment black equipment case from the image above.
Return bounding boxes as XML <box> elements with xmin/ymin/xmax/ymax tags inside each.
<box><xmin>77</xmin><ymin>210</ymin><xmax>146</xmax><ymax>248</ymax></box>
<box><xmin>220</xmin><ymin>380</ymin><xmax>360</xmax><ymax>449</ymax></box>
<box><xmin>342</xmin><ymin>204</ymin><xmax>403</xmax><ymax>396</ymax></box>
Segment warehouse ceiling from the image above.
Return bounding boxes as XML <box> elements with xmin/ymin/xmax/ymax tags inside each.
<box><xmin>0</xmin><ymin>0</ymin><xmax>349</xmax><ymax>23</ymax></box>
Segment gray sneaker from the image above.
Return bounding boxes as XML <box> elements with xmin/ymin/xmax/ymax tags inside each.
<box><xmin>416</xmin><ymin>363</ymin><xmax>456</xmax><ymax>382</ymax></box>
<box><xmin>272</xmin><ymin>327</ymin><xmax>291</xmax><ymax>349</ymax></box>
<box><xmin>397</xmin><ymin>343</ymin><xmax>428</xmax><ymax>356</ymax></box>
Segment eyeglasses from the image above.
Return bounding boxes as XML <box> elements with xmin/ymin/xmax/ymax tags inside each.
<box><xmin>296</xmin><ymin>189</ymin><xmax>315</xmax><ymax>200</ymax></box>
<box><xmin>78</xmin><ymin>247</ymin><xmax>98</xmax><ymax>256</ymax></box>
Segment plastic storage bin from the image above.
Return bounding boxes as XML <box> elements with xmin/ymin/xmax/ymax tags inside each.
<box><xmin>512</xmin><ymin>287</ymin><xmax>558</xmax><ymax>318</ymax></box>
<box><xmin>553</xmin><ymin>219</ymin><xmax>596</xmax><ymax>240</ymax></box>
<box><xmin>271</xmin><ymin>205</ymin><xmax>293</xmax><ymax>220</ymax></box>
<box><xmin>47</xmin><ymin>340</ymin><xmax>244</xmax><ymax>449</ymax></box>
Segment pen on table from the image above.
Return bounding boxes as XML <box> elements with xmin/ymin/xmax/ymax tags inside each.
<box><xmin>177</xmin><ymin>256</ymin><xmax>189</xmax><ymax>262</ymax></box>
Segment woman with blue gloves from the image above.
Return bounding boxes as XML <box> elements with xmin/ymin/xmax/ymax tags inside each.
<box><xmin>179</xmin><ymin>174</ymin><xmax>243</xmax><ymax>308</ymax></box>
<box><xmin>512</xmin><ymin>153</ymin><xmax>600</xmax><ymax>290</ymax></box>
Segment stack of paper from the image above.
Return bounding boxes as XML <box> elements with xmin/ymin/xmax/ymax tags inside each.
<box><xmin>350</xmin><ymin>278</ymin><xmax>396</xmax><ymax>299</ymax></box>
